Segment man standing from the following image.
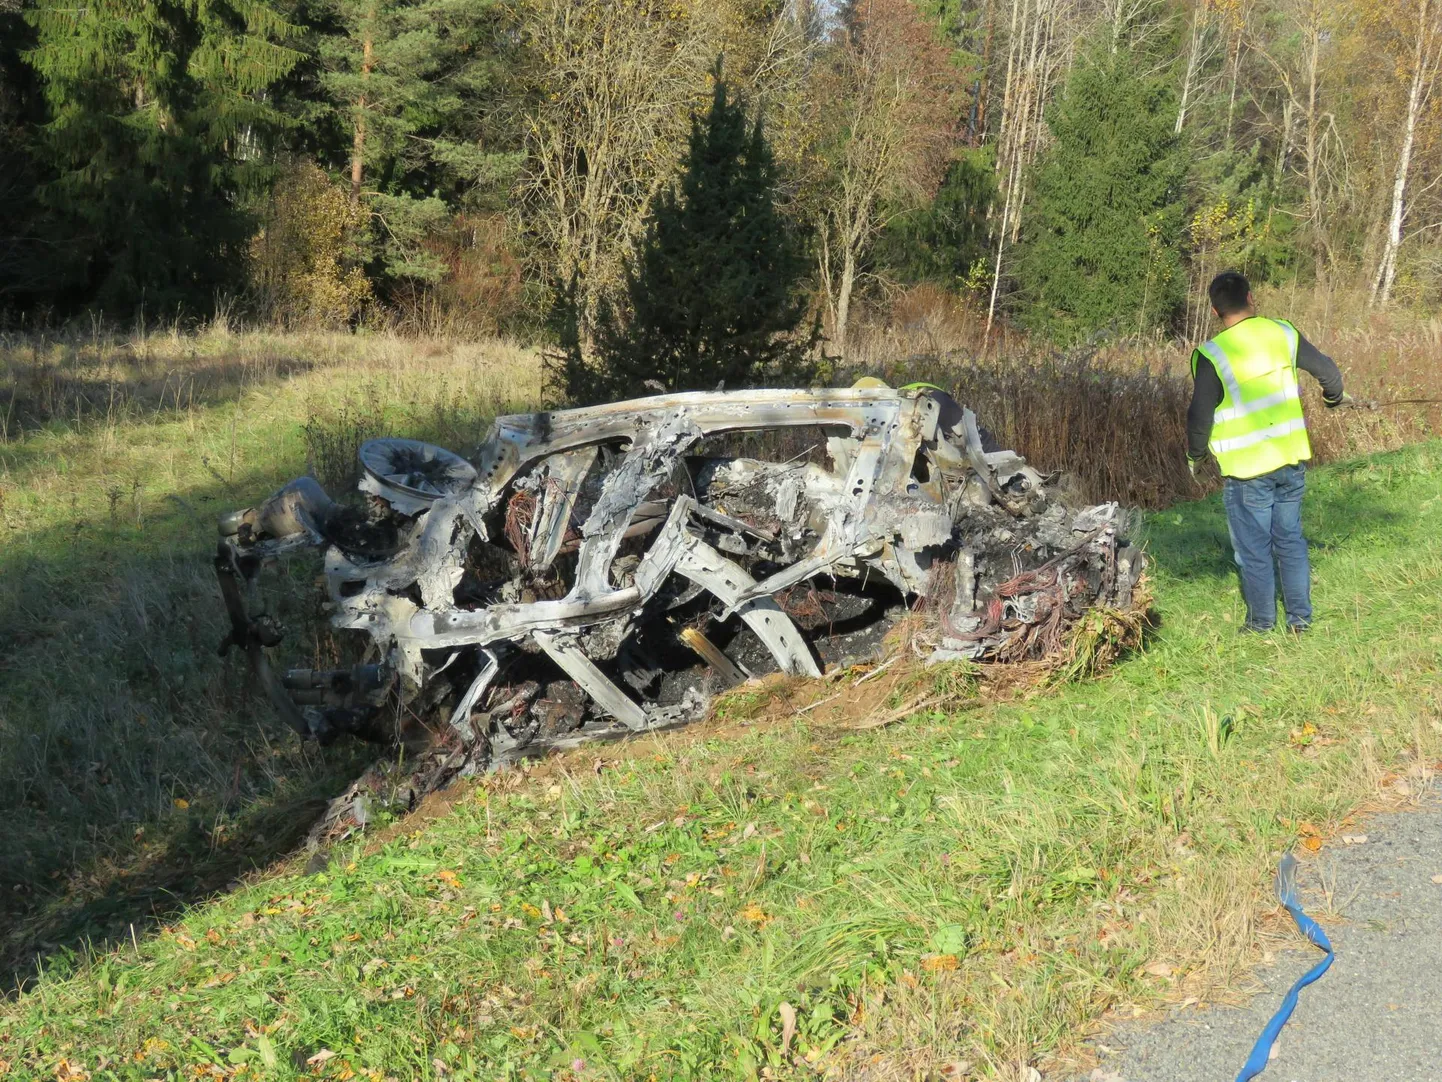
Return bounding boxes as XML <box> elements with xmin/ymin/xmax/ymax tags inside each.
<box><xmin>1187</xmin><ymin>271</ymin><xmax>1349</xmax><ymax>633</ymax></box>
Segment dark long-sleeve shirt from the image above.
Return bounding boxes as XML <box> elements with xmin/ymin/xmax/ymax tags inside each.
<box><xmin>1186</xmin><ymin>317</ymin><xmax>1344</xmax><ymax>461</ymax></box>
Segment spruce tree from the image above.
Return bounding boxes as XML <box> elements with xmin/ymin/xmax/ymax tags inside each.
<box><xmin>560</xmin><ymin>68</ymin><xmax>817</xmax><ymax>404</ymax></box>
<box><xmin>874</xmin><ymin>151</ymin><xmax>996</xmax><ymax>289</ymax></box>
<box><xmin>1015</xmin><ymin>43</ymin><xmax>1186</xmax><ymax>342</ymax></box>
<box><xmin>0</xmin><ymin>4</ymin><xmax>58</xmax><ymax>308</ymax></box>
<box><xmin>23</xmin><ymin>0</ymin><xmax>303</xmax><ymax>314</ymax></box>
<box><xmin>311</xmin><ymin>0</ymin><xmax>517</xmax><ymax>284</ymax></box>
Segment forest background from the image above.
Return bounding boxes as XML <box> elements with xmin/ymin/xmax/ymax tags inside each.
<box><xmin>3</xmin><ymin>0</ymin><xmax>1441</xmax><ymax>367</ymax></box>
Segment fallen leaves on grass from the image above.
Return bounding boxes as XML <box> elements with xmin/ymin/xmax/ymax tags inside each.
<box><xmin>778</xmin><ymin>1001</ymin><xmax>797</xmax><ymax>1055</ymax></box>
<box><xmin>737</xmin><ymin>902</ymin><xmax>772</xmax><ymax>927</ymax></box>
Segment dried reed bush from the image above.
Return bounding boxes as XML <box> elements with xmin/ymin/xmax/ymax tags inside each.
<box><xmin>858</xmin><ymin>346</ymin><xmax>1195</xmax><ymax>507</ymax></box>
<box><xmin>846</xmin><ymin>284</ymin><xmax>1442</xmax><ymax>508</ymax></box>
<box><xmin>383</xmin><ymin>214</ymin><xmax>529</xmax><ymax>338</ymax></box>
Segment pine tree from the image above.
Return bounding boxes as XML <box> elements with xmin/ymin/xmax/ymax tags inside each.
<box><xmin>1015</xmin><ymin>43</ymin><xmax>1187</xmax><ymax>343</ymax></box>
<box><xmin>23</xmin><ymin>0</ymin><xmax>304</xmax><ymax>314</ymax></box>
<box><xmin>874</xmin><ymin>150</ymin><xmax>996</xmax><ymax>289</ymax></box>
<box><xmin>556</xmin><ymin>68</ymin><xmax>817</xmax><ymax>405</ymax></box>
<box><xmin>311</xmin><ymin>0</ymin><xmax>517</xmax><ymax>284</ymax></box>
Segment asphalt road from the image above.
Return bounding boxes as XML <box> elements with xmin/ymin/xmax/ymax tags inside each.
<box><xmin>1072</xmin><ymin>795</ymin><xmax>1442</xmax><ymax>1082</ymax></box>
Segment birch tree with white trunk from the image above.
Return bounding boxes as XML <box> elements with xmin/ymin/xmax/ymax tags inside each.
<box><xmin>1368</xmin><ymin>0</ymin><xmax>1442</xmax><ymax>307</ymax></box>
<box><xmin>1255</xmin><ymin>0</ymin><xmax>1340</xmax><ymax>271</ymax></box>
<box><xmin>1175</xmin><ymin>0</ymin><xmax>1223</xmax><ymax>135</ymax></box>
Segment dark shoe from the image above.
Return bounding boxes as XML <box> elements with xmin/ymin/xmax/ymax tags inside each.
<box><xmin>1238</xmin><ymin>623</ymin><xmax>1274</xmax><ymax>635</ymax></box>
<box><xmin>1286</xmin><ymin>623</ymin><xmax>1310</xmax><ymax>635</ymax></box>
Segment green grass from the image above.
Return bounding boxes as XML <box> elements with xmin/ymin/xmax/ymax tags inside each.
<box><xmin>3</xmin><ymin>328</ymin><xmax>1441</xmax><ymax>1080</ymax></box>
<box><xmin>0</xmin><ymin>329</ymin><xmax>540</xmax><ymax>978</ymax></box>
<box><xmin>3</xmin><ymin>411</ymin><xmax>1441</xmax><ymax>1079</ymax></box>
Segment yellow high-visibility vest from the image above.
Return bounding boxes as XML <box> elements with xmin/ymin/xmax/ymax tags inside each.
<box><xmin>1193</xmin><ymin>317</ymin><xmax>1312</xmax><ymax>479</ymax></box>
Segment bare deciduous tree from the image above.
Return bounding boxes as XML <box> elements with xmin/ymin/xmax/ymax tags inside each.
<box><xmin>1175</xmin><ymin>0</ymin><xmax>1224</xmax><ymax>135</ymax></box>
<box><xmin>985</xmin><ymin>0</ymin><xmax>1067</xmax><ymax>347</ymax></box>
<box><xmin>1254</xmin><ymin>0</ymin><xmax>1342</xmax><ymax>270</ymax></box>
<box><xmin>515</xmin><ymin>0</ymin><xmax>816</xmax><ymax>329</ymax></box>
<box><xmin>514</xmin><ymin>0</ymin><xmax>725</xmax><ymax>322</ymax></box>
<box><xmin>807</xmin><ymin>0</ymin><xmax>961</xmax><ymax>359</ymax></box>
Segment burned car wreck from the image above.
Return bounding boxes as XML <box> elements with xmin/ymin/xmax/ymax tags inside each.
<box><xmin>216</xmin><ymin>386</ymin><xmax>1144</xmax><ymax>771</ymax></box>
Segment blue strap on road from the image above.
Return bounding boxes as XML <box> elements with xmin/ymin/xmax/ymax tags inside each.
<box><xmin>1234</xmin><ymin>853</ymin><xmax>1334</xmax><ymax>1081</ymax></box>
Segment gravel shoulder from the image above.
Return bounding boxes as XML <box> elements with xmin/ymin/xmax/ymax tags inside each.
<box><xmin>1072</xmin><ymin>793</ymin><xmax>1442</xmax><ymax>1082</ymax></box>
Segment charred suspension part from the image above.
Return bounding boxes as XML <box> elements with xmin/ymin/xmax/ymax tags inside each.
<box><xmin>216</xmin><ymin>386</ymin><xmax>1145</xmax><ymax>774</ymax></box>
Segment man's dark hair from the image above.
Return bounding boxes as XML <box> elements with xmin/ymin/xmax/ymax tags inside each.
<box><xmin>1209</xmin><ymin>271</ymin><xmax>1253</xmax><ymax>316</ymax></box>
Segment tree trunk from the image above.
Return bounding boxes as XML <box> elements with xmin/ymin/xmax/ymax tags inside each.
<box><xmin>975</xmin><ymin>0</ymin><xmax>997</xmax><ymax>142</ymax></box>
<box><xmin>834</xmin><ymin>245</ymin><xmax>856</xmax><ymax>360</ymax></box>
<box><xmin>1225</xmin><ymin>24</ymin><xmax>1242</xmax><ymax>148</ymax></box>
<box><xmin>1006</xmin><ymin>0</ymin><xmax>1046</xmax><ymax>244</ymax></box>
<box><xmin>1303</xmin><ymin>12</ymin><xmax>1324</xmax><ymax>270</ymax></box>
<box><xmin>994</xmin><ymin>0</ymin><xmax>1025</xmax><ymax>177</ymax></box>
<box><xmin>1272</xmin><ymin>96</ymin><xmax>1293</xmax><ymax>190</ymax></box>
<box><xmin>985</xmin><ymin>0</ymin><xmax>1048</xmax><ymax>342</ymax></box>
<box><xmin>983</xmin><ymin>189</ymin><xmax>1013</xmax><ymax>350</ymax></box>
<box><xmin>1372</xmin><ymin>0</ymin><xmax>1434</xmax><ymax>308</ymax></box>
<box><xmin>349</xmin><ymin>10</ymin><xmax>376</xmax><ymax>208</ymax></box>
<box><xmin>1175</xmin><ymin>4</ymin><xmax>1204</xmax><ymax>135</ymax></box>
<box><xmin>1011</xmin><ymin>0</ymin><xmax>1056</xmax><ymax>242</ymax></box>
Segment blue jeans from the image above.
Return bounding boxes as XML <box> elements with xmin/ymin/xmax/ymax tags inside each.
<box><xmin>1222</xmin><ymin>463</ymin><xmax>1312</xmax><ymax>631</ymax></box>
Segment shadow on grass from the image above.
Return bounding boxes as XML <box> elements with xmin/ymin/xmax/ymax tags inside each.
<box><xmin>2</xmin><ymin>443</ymin><xmax>1426</xmax><ymax>990</ymax></box>
<box><xmin>1</xmin><ymin>752</ymin><xmax>371</xmax><ymax>994</ymax></box>
<box><xmin>1141</xmin><ymin>470</ymin><xmax>1409</xmax><ymax>585</ymax></box>
<box><xmin>0</xmin><ymin>351</ymin><xmax>322</xmax><ymax>446</ymax></box>
<box><xmin>0</xmin><ymin>461</ymin><xmax>379</xmax><ymax>991</ymax></box>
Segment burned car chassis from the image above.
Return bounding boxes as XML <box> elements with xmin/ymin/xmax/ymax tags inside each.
<box><xmin>216</xmin><ymin>387</ymin><xmax>1143</xmax><ymax>766</ymax></box>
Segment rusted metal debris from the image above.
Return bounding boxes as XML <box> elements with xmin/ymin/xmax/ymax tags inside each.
<box><xmin>216</xmin><ymin>386</ymin><xmax>1144</xmax><ymax>780</ymax></box>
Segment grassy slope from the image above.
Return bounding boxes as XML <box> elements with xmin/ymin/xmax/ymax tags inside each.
<box><xmin>0</xmin><ymin>331</ymin><xmax>540</xmax><ymax>974</ymax></box>
<box><xmin>3</xmin><ymin>433</ymin><xmax>1440</xmax><ymax>1078</ymax></box>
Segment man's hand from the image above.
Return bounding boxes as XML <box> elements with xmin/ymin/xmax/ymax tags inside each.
<box><xmin>1324</xmin><ymin>391</ymin><xmax>1356</xmax><ymax>409</ymax></box>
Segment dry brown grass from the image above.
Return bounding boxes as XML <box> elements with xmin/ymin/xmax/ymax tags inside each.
<box><xmin>0</xmin><ymin>320</ymin><xmax>540</xmax><ymax>443</ymax></box>
<box><xmin>847</xmin><ymin>284</ymin><xmax>1442</xmax><ymax>507</ymax></box>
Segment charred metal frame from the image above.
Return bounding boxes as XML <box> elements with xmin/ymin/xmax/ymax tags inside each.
<box><xmin>216</xmin><ymin>387</ymin><xmax>1142</xmax><ymax>758</ymax></box>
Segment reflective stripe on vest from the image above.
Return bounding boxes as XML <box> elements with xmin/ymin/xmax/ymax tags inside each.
<box><xmin>1215</xmin><ymin>383</ymin><xmax>1299</xmax><ymax>423</ymax></box>
<box><xmin>1212</xmin><ymin>416</ymin><xmax>1307</xmax><ymax>453</ymax></box>
<box><xmin>1197</xmin><ymin>318</ymin><xmax>1312</xmax><ymax>479</ymax></box>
